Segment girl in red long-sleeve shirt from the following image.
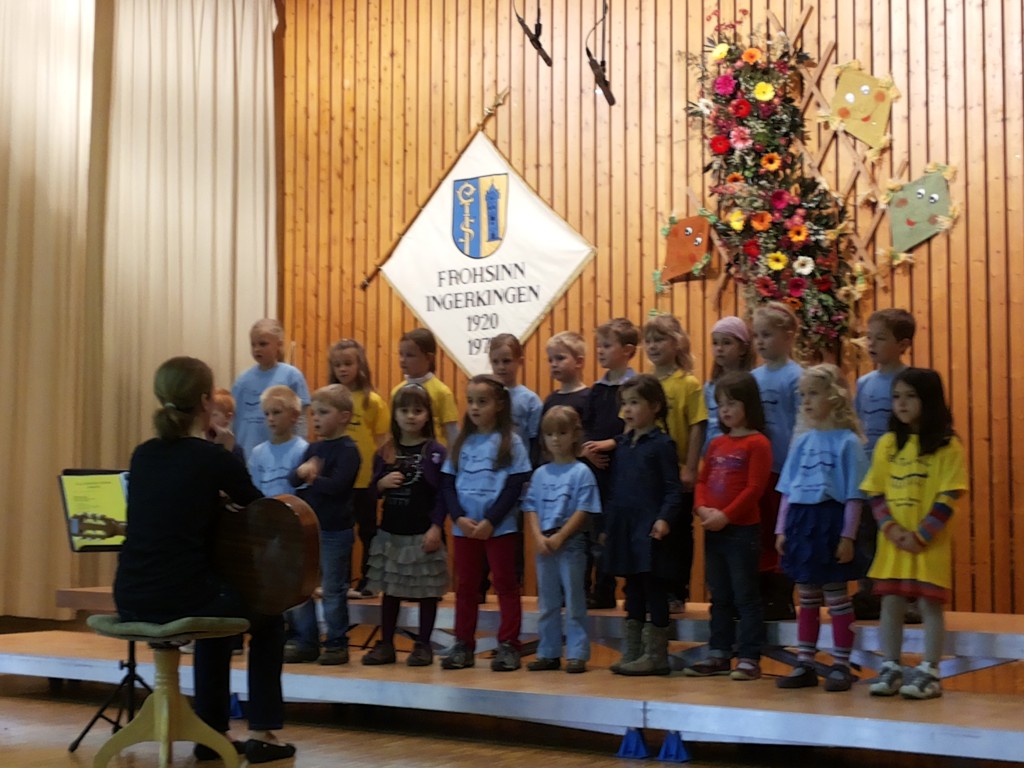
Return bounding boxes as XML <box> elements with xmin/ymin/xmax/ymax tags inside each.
<box><xmin>686</xmin><ymin>371</ymin><xmax>773</xmax><ymax>681</ymax></box>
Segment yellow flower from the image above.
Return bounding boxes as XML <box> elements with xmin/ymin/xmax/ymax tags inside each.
<box><xmin>710</xmin><ymin>43</ymin><xmax>731</xmax><ymax>62</ymax></box>
<box><xmin>742</xmin><ymin>47</ymin><xmax>763</xmax><ymax>64</ymax></box>
<box><xmin>753</xmin><ymin>82</ymin><xmax>776</xmax><ymax>101</ymax></box>
<box><xmin>767</xmin><ymin>252</ymin><xmax>788</xmax><ymax>271</ymax></box>
<box><xmin>727</xmin><ymin>209</ymin><xmax>746</xmax><ymax>231</ymax></box>
<box><xmin>761</xmin><ymin>153</ymin><xmax>781</xmax><ymax>171</ymax></box>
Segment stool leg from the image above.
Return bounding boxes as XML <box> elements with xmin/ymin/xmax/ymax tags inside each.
<box><xmin>93</xmin><ymin>647</ymin><xmax>239</xmax><ymax>768</ymax></box>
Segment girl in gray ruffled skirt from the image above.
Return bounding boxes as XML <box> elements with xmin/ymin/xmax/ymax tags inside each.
<box><xmin>362</xmin><ymin>385</ymin><xmax>449</xmax><ymax>666</ymax></box>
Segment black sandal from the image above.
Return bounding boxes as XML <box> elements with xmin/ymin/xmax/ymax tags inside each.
<box><xmin>244</xmin><ymin>738</ymin><xmax>297</xmax><ymax>763</ymax></box>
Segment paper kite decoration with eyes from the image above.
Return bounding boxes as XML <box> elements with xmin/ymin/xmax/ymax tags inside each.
<box><xmin>662</xmin><ymin>215</ymin><xmax>712</xmax><ymax>282</ymax></box>
<box><xmin>829</xmin><ymin>62</ymin><xmax>900</xmax><ymax>150</ymax></box>
<box><xmin>881</xmin><ymin>164</ymin><xmax>959</xmax><ymax>254</ymax></box>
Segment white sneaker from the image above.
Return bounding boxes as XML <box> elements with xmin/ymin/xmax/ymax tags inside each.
<box><xmin>899</xmin><ymin>663</ymin><xmax>942</xmax><ymax>700</ymax></box>
<box><xmin>869</xmin><ymin>660</ymin><xmax>903</xmax><ymax>696</ymax></box>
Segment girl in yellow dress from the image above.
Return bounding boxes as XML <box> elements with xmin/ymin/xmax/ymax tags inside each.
<box><xmin>860</xmin><ymin>368</ymin><xmax>968</xmax><ymax>700</ymax></box>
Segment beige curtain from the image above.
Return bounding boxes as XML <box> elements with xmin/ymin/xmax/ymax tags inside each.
<box><xmin>0</xmin><ymin>0</ymin><xmax>278</xmax><ymax>619</ymax></box>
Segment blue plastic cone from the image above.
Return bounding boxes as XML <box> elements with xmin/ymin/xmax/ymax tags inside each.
<box><xmin>656</xmin><ymin>731</ymin><xmax>691</xmax><ymax>763</ymax></box>
<box><xmin>229</xmin><ymin>693</ymin><xmax>244</xmax><ymax>719</ymax></box>
<box><xmin>616</xmin><ymin>727</ymin><xmax>650</xmax><ymax>759</ymax></box>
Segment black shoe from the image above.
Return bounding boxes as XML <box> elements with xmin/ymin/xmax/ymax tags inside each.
<box><xmin>776</xmin><ymin>665</ymin><xmax>818</xmax><ymax>689</ymax></box>
<box><xmin>587</xmin><ymin>591</ymin><xmax>617</xmax><ymax>610</ymax></box>
<box><xmin>244</xmin><ymin>739</ymin><xmax>297</xmax><ymax>764</ymax></box>
<box><xmin>194</xmin><ymin>739</ymin><xmax>245</xmax><ymax>761</ymax></box>
<box><xmin>526</xmin><ymin>656</ymin><xmax>561</xmax><ymax>671</ymax></box>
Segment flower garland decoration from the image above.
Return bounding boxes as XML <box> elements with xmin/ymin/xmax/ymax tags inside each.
<box><xmin>687</xmin><ymin>14</ymin><xmax>857</xmax><ymax>358</ymax></box>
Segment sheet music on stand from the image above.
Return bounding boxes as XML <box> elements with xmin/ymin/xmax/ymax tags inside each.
<box><xmin>58</xmin><ymin>469</ymin><xmax>128</xmax><ymax>553</ymax></box>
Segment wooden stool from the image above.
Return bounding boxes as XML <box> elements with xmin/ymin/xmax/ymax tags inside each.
<box><xmin>87</xmin><ymin>614</ymin><xmax>249</xmax><ymax>768</ymax></box>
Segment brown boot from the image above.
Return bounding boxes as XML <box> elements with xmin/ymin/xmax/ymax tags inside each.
<box><xmin>617</xmin><ymin>624</ymin><xmax>671</xmax><ymax>676</ymax></box>
<box><xmin>610</xmin><ymin>619</ymin><xmax>644</xmax><ymax>674</ymax></box>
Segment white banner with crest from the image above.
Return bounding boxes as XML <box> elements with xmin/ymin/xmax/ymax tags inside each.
<box><xmin>382</xmin><ymin>132</ymin><xmax>595</xmax><ymax>376</ymax></box>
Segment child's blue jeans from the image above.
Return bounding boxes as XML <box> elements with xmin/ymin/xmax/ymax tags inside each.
<box><xmin>287</xmin><ymin>527</ymin><xmax>353</xmax><ymax>651</ymax></box>
<box><xmin>535</xmin><ymin>532</ymin><xmax>590</xmax><ymax>661</ymax></box>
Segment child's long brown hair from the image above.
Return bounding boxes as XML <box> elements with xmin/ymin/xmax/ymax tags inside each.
<box><xmin>378</xmin><ymin>384</ymin><xmax>435</xmax><ymax>464</ymax></box>
<box><xmin>328</xmin><ymin>338</ymin><xmax>374</xmax><ymax>409</ymax></box>
<box><xmin>449</xmin><ymin>374</ymin><xmax>514</xmax><ymax>472</ymax></box>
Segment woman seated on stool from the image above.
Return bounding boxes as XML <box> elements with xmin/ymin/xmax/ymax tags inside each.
<box><xmin>113</xmin><ymin>356</ymin><xmax>296</xmax><ymax>764</ymax></box>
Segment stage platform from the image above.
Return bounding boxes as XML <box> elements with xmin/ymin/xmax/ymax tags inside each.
<box><xmin>0</xmin><ymin>628</ymin><xmax>1021</xmax><ymax>762</ymax></box>
<box><xmin>2</xmin><ymin>592</ymin><xmax>1023</xmax><ymax>762</ymax></box>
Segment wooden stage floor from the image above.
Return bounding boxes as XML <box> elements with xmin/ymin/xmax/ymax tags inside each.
<box><xmin>1</xmin><ymin>618</ymin><xmax>1022</xmax><ymax>763</ymax></box>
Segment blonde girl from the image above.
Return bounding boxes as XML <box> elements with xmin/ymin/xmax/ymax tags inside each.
<box><xmin>440</xmin><ymin>375</ymin><xmax>532</xmax><ymax>672</ymax></box>
<box><xmin>643</xmin><ymin>314</ymin><xmax>708</xmax><ymax>612</ymax></box>
<box><xmin>329</xmin><ymin>339</ymin><xmax>390</xmax><ymax>598</ymax></box>
<box><xmin>861</xmin><ymin>368</ymin><xmax>967</xmax><ymax>700</ymax></box>
<box><xmin>750</xmin><ymin>302</ymin><xmax>803</xmax><ymax>620</ymax></box>
<box><xmin>774</xmin><ymin>364</ymin><xmax>868</xmax><ymax>693</ymax></box>
<box><xmin>392</xmin><ymin>328</ymin><xmax>459</xmax><ymax>446</ymax></box>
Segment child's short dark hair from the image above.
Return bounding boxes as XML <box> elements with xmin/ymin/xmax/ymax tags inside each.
<box><xmin>868</xmin><ymin>308</ymin><xmax>916</xmax><ymax>343</ymax></box>
<box><xmin>540</xmin><ymin>405</ymin><xmax>584</xmax><ymax>456</ymax></box>
<box><xmin>619</xmin><ymin>373</ymin><xmax>667</xmax><ymax>420</ymax></box>
<box><xmin>401</xmin><ymin>328</ymin><xmax>438</xmax><ymax>371</ymax></box>
<box><xmin>596</xmin><ymin>317</ymin><xmax>640</xmax><ymax>349</ymax></box>
<box><xmin>490</xmin><ymin>333</ymin><xmax>524</xmax><ymax>358</ymax></box>
<box><xmin>714</xmin><ymin>371</ymin><xmax>766</xmax><ymax>434</ymax></box>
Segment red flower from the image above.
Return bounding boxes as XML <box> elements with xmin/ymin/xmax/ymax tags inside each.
<box><xmin>814</xmin><ymin>275</ymin><xmax>834</xmax><ymax>291</ymax></box>
<box><xmin>788</xmin><ymin>277</ymin><xmax>808</xmax><ymax>297</ymax></box>
<box><xmin>729</xmin><ymin>98</ymin><xmax>752</xmax><ymax>118</ymax></box>
<box><xmin>710</xmin><ymin>135</ymin><xmax>731</xmax><ymax>154</ymax></box>
<box><xmin>742</xmin><ymin>239</ymin><xmax>761</xmax><ymax>256</ymax></box>
<box><xmin>755</xmin><ymin>276</ymin><xmax>777</xmax><ymax>297</ymax></box>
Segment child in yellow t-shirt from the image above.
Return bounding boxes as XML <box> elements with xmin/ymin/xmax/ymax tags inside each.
<box><xmin>860</xmin><ymin>368</ymin><xmax>968</xmax><ymax>701</ymax></box>
<box><xmin>391</xmin><ymin>328</ymin><xmax>459</xmax><ymax>446</ymax></box>
<box><xmin>643</xmin><ymin>314</ymin><xmax>707</xmax><ymax>611</ymax></box>
<box><xmin>329</xmin><ymin>339</ymin><xmax>390</xmax><ymax>598</ymax></box>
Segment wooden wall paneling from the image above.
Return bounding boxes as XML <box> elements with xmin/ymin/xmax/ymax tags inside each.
<box><xmin>1005</xmin><ymin>0</ymin><xmax>1024</xmax><ymax>610</ymax></box>
<box><xmin>279</xmin><ymin>1</ymin><xmax>1024</xmax><ymax>610</ymax></box>
<box><xmin>281</xmin><ymin>0</ymin><xmax>296</xmax><ymax>344</ymax></box>
<box><xmin>943</xmin><ymin>0</ymin><xmax>973</xmax><ymax>610</ymax></box>
<box><xmin>983</xmin><ymin>0</ymin><xmax>1012</xmax><ymax>612</ymax></box>
<box><xmin>965</xmin><ymin>0</ymin><xmax>993</xmax><ymax>612</ymax></box>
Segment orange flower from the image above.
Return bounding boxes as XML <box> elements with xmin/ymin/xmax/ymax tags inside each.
<box><xmin>761</xmin><ymin>153</ymin><xmax>781</xmax><ymax>171</ymax></box>
<box><xmin>742</xmin><ymin>47</ymin><xmax>763</xmax><ymax>64</ymax></box>
<box><xmin>751</xmin><ymin>212</ymin><xmax>773</xmax><ymax>232</ymax></box>
<box><xmin>784</xmin><ymin>297</ymin><xmax>803</xmax><ymax>312</ymax></box>
<box><xmin>788</xmin><ymin>224</ymin><xmax>809</xmax><ymax>242</ymax></box>
<box><xmin>726</xmin><ymin>172</ymin><xmax>745</xmax><ymax>183</ymax></box>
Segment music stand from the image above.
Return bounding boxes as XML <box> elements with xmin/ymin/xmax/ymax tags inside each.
<box><xmin>58</xmin><ymin>468</ymin><xmax>152</xmax><ymax>753</ymax></box>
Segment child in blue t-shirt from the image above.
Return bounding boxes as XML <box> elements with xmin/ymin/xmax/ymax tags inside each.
<box><xmin>774</xmin><ymin>365</ymin><xmax>867</xmax><ymax>693</ymax></box>
<box><xmin>247</xmin><ymin>386</ymin><xmax>309</xmax><ymax>497</ymax></box>
<box><xmin>751</xmin><ymin>302</ymin><xmax>803</xmax><ymax>620</ymax></box>
<box><xmin>440</xmin><ymin>375</ymin><xmax>532</xmax><ymax>672</ymax></box>
<box><xmin>522</xmin><ymin>406</ymin><xmax>601</xmax><ymax>673</ymax></box>
<box><xmin>232</xmin><ymin>318</ymin><xmax>311</xmax><ymax>459</ymax></box>
<box><xmin>852</xmin><ymin>308</ymin><xmax>914</xmax><ymax>619</ymax></box>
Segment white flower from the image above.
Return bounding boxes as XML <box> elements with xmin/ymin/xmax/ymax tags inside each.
<box><xmin>793</xmin><ymin>256</ymin><xmax>815</xmax><ymax>275</ymax></box>
<box><xmin>696</xmin><ymin>98</ymin><xmax>715</xmax><ymax>116</ymax></box>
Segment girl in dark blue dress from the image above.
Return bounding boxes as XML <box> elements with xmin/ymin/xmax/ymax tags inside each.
<box><xmin>603</xmin><ymin>374</ymin><xmax>684</xmax><ymax>676</ymax></box>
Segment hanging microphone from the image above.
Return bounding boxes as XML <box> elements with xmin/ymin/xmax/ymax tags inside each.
<box><xmin>586</xmin><ymin>46</ymin><xmax>615</xmax><ymax>105</ymax></box>
<box><xmin>515</xmin><ymin>4</ymin><xmax>553</xmax><ymax>66</ymax></box>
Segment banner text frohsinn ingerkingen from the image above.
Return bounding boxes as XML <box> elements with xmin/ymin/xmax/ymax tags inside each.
<box><xmin>426</xmin><ymin>262</ymin><xmax>541</xmax><ymax>311</ymax></box>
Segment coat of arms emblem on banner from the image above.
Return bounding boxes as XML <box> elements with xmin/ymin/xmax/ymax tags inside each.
<box><xmin>452</xmin><ymin>174</ymin><xmax>508</xmax><ymax>258</ymax></box>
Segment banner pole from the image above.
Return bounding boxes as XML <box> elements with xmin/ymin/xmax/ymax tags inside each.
<box><xmin>359</xmin><ymin>87</ymin><xmax>511</xmax><ymax>290</ymax></box>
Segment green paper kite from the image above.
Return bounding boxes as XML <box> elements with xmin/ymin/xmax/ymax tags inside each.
<box><xmin>884</xmin><ymin>167</ymin><xmax>958</xmax><ymax>253</ymax></box>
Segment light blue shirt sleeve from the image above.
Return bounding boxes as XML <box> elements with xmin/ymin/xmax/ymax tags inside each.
<box><xmin>855</xmin><ymin>370</ymin><xmax>900</xmax><ymax>455</ymax></box>
<box><xmin>702</xmin><ymin>380</ymin><xmax>721</xmax><ymax>455</ymax></box>
<box><xmin>446</xmin><ymin>433</ymin><xmax>530</xmax><ymax>536</ymax></box>
<box><xmin>753</xmin><ymin>361</ymin><xmax>802</xmax><ymax>473</ymax></box>
<box><xmin>776</xmin><ymin>430</ymin><xmax>866</xmax><ymax>503</ymax></box>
